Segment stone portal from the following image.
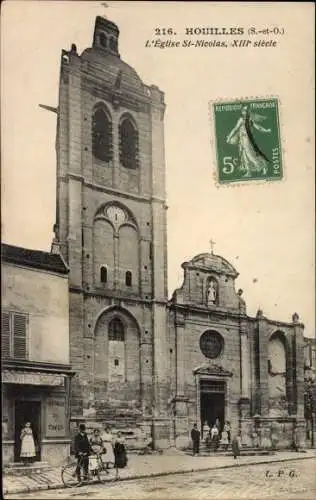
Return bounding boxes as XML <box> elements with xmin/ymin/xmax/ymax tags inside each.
<box><xmin>200</xmin><ymin>380</ymin><xmax>225</xmax><ymax>435</ymax></box>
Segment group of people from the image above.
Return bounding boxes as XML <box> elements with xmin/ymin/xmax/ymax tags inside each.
<box><xmin>204</xmin><ymin>419</ymin><xmax>232</xmax><ymax>451</ymax></box>
<box><xmin>74</xmin><ymin>423</ymin><xmax>127</xmax><ymax>481</ymax></box>
<box><xmin>191</xmin><ymin>421</ymin><xmax>242</xmax><ymax>463</ymax></box>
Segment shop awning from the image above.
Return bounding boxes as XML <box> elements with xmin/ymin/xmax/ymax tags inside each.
<box><xmin>2</xmin><ymin>370</ymin><xmax>65</xmax><ymax>386</ymax></box>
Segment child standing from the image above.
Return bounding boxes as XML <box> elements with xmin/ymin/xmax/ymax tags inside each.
<box><xmin>231</xmin><ymin>431</ymin><xmax>242</xmax><ymax>465</ymax></box>
<box><xmin>20</xmin><ymin>422</ymin><xmax>36</xmax><ymax>465</ymax></box>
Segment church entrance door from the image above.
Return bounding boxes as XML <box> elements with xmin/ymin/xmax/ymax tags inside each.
<box><xmin>200</xmin><ymin>380</ymin><xmax>225</xmax><ymax>437</ymax></box>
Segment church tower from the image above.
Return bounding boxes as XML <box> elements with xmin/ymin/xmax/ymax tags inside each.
<box><xmin>54</xmin><ymin>16</ymin><xmax>170</xmax><ymax>446</ymax></box>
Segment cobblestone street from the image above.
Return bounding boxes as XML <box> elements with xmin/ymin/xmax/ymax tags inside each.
<box><xmin>6</xmin><ymin>459</ymin><xmax>316</xmax><ymax>499</ymax></box>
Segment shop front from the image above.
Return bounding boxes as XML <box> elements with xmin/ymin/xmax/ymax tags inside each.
<box><xmin>2</xmin><ymin>365</ymin><xmax>73</xmax><ymax>466</ymax></box>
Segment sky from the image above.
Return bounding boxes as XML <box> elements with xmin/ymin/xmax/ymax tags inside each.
<box><xmin>1</xmin><ymin>1</ymin><xmax>315</xmax><ymax>336</ymax></box>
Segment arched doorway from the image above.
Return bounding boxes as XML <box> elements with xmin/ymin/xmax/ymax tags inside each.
<box><xmin>94</xmin><ymin>307</ymin><xmax>142</xmax><ymax>413</ymax></box>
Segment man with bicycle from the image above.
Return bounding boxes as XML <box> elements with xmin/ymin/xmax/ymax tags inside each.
<box><xmin>74</xmin><ymin>423</ymin><xmax>91</xmax><ymax>482</ymax></box>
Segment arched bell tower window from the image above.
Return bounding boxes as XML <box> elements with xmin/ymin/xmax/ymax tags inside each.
<box><xmin>108</xmin><ymin>318</ymin><xmax>125</xmax><ymax>342</ymax></box>
<box><xmin>109</xmin><ymin>37</ymin><xmax>117</xmax><ymax>52</ymax></box>
<box><xmin>125</xmin><ymin>271</ymin><xmax>132</xmax><ymax>287</ymax></box>
<box><xmin>92</xmin><ymin>107</ymin><xmax>113</xmax><ymax>162</ymax></box>
<box><xmin>100</xmin><ymin>265</ymin><xmax>108</xmax><ymax>283</ymax></box>
<box><xmin>99</xmin><ymin>32</ymin><xmax>107</xmax><ymax>48</ymax></box>
<box><xmin>119</xmin><ymin>117</ymin><xmax>139</xmax><ymax>169</ymax></box>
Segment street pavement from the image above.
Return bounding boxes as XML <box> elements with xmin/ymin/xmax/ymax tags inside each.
<box><xmin>3</xmin><ymin>451</ymin><xmax>316</xmax><ymax>499</ymax></box>
<box><xmin>5</xmin><ymin>459</ymin><xmax>316</xmax><ymax>499</ymax></box>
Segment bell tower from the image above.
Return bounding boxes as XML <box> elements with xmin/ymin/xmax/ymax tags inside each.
<box><xmin>54</xmin><ymin>16</ymin><xmax>170</xmax><ymax>446</ymax></box>
<box><xmin>92</xmin><ymin>15</ymin><xmax>120</xmax><ymax>55</ymax></box>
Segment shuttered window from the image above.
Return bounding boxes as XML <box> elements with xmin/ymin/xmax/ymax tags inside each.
<box><xmin>2</xmin><ymin>312</ymin><xmax>11</xmax><ymax>359</ymax></box>
<box><xmin>1</xmin><ymin>311</ymin><xmax>27</xmax><ymax>360</ymax></box>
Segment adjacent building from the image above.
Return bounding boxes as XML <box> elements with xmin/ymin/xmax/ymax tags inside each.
<box><xmin>1</xmin><ymin>244</ymin><xmax>73</xmax><ymax>465</ymax></box>
<box><xmin>303</xmin><ymin>336</ymin><xmax>316</xmax><ymax>447</ymax></box>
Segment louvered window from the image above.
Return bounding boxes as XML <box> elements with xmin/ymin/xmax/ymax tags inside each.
<box><xmin>2</xmin><ymin>312</ymin><xmax>11</xmax><ymax>359</ymax></box>
<box><xmin>1</xmin><ymin>311</ymin><xmax>27</xmax><ymax>360</ymax></box>
<box><xmin>119</xmin><ymin>117</ymin><xmax>139</xmax><ymax>169</ymax></box>
<box><xmin>92</xmin><ymin>108</ymin><xmax>113</xmax><ymax>162</ymax></box>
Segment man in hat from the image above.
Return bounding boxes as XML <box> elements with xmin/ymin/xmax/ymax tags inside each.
<box><xmin>74</xmin><ymin>423</ymin><xmax>91</xmax><ymax>482</ymax></box>
<box><xmin>191</xmin><ymin>423</ymin><xmax>200</xmax><ymax>456</ymax></box>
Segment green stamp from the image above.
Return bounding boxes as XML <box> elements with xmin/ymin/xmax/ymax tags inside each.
<box><xmin>212</xmin><ymin>98</ymin><xmax>283</xmax><ymax>183</ymax></box>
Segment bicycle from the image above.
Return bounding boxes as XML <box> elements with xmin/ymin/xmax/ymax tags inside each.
<box><xmin>61</xmin><ymin>453</ymin><xmax>115</xmax><ymax>487</ymax></box>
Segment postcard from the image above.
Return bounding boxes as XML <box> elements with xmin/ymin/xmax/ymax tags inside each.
<box><xmin>1</xmin><ymin>1</ymin><xmax>315</xmax><ymax>499</ymax></box>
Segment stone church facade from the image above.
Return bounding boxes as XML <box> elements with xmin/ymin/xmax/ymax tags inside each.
<box><xmin>169</xmin><ymin>253</ymin><xmax>306</xmax><ymax>449</ymax></box>
<box><xmin>52</xmin><ymin>16</ymin><xmax>307</xmax><ymax>449</ymax></box>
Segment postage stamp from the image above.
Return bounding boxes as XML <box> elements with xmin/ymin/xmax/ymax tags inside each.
<box><xmin>212</xmin><ymin>97</ymin><xmax>283</xmax><ymax>184</ymax></box>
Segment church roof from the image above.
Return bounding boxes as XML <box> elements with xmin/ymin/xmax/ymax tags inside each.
<box><xmin>81</xmin><ymin>49</ymin><xmax>145</xmax><ymax>95</ymax></box>
<box><xmin>184</xmin><ymin>253</ymin><xmax>239</xmax><ymax>278</ymax></box>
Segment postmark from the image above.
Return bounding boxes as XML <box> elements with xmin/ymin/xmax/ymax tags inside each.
<box><xmin>212</xmin><ymin>97</ymin><xmax>283</xmax><ymax>184</ymax></box>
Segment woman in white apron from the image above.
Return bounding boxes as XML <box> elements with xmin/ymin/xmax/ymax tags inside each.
<box><xmin>101</xmin><ymin>425</ymin><xmax>115</xmax><ymax>468</ymax></box>
<box><xmin>202</xmin><ymin>421</ymin><xmax>210</xmax><ymax>440</ymax></box>
<box><xmin>20</xmin><ymin>422</ymin><xmax>36</xmax><ymax>465</ymax></box>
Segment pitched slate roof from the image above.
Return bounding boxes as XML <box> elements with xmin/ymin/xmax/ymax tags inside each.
<box><xmin>1</xmin><ymin>243</ymin><xmax>69</xmax><ymax>274</ymax></box>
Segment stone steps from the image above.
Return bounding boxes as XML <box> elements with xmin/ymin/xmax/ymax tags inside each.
<box><xmin>190</xmin><ymin>444</ymin><xmax>274</xmax><ymax>456</ymax></box>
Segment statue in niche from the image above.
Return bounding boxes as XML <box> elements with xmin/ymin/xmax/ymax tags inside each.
<box><xmin>207</xmin><ymin>280</ymin><xmax>218</xmax><ymax>306</ymax></box>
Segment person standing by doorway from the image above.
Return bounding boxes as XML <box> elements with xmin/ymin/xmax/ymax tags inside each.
<box><xmin>220</xmin><ymin>426</ymin><xmax>229</xmax><ymax>451</ymax></box>
<box><xmin>20</xmin><ymin>422</ymin><xmax>36</xmax><ymax>465</ymax></box>
<box><xmin>224</xmin><ymin>421</ymin><xmax>231</xmax><ymax>445</ymax></box>
<box><xmin>191</xmin><ymin>423</ymin><xmax>200</xmax><ymax>456</ymax></box>
<box><xmin>74</xmin><ymin>423</ymin><xmax>91</xmax><ymax>482</ymax></box>
<box><xmin>202</xmin><ymin>420</ymin><xmax>210</xmax><ymax>440</ymax></box>
<box><xmin>210</xmin><ymin>423</ymin><xmax>219</xmax><ymax>451</ymax></box>
<box><xmin>215</xmin><ymin>418</ymin><xmax>221</xmax><ymax>434</ymax></box>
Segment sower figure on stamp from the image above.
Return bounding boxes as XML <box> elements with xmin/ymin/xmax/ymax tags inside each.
<box><xmin>226</xmin><ymin>105</ymin><xmax>271</xmax><ymax>177</ymax></box>
<box><xmin>191</xmin><ymin>423</ymin><xmax>200</xmax><ymax>456</ymax></box>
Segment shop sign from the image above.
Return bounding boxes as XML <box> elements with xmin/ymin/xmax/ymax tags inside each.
<box><xmin>2</xmin><ymin>370</ymin><xmax>64</xmax><ymax>386</ymax></box>
<box><xmin>46</xmin><ymin>398</ymin><xmax>66</xmax><ymax>437</ymax></box>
